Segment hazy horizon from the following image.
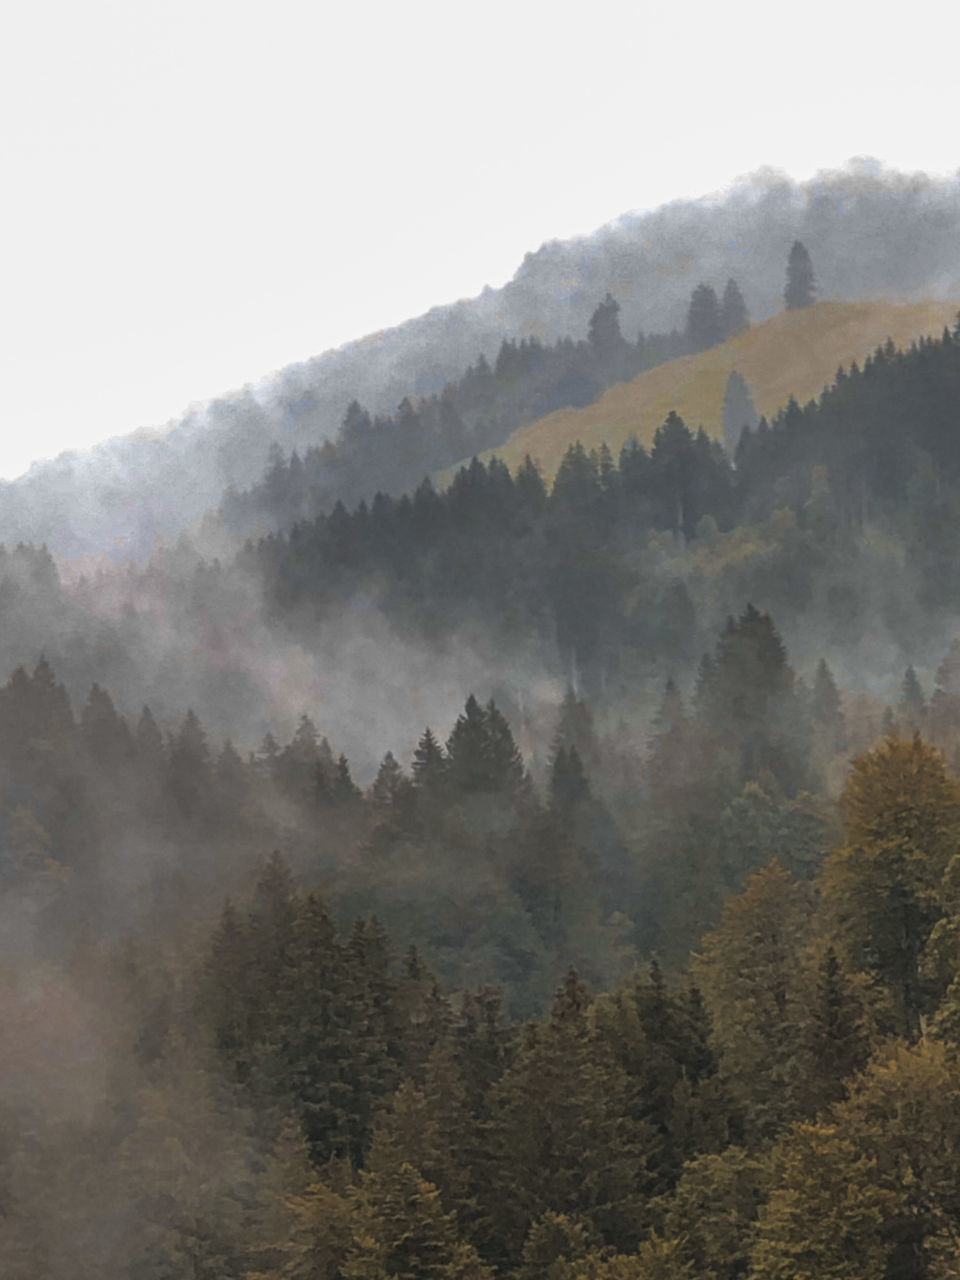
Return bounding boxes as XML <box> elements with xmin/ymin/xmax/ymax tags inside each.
<box><xmin>3</xmin><ymin>0</ymin><xmax>959</xmax><ymax>480</ymax></box>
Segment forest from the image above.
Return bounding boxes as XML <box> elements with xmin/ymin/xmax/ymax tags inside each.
<box><xmin>5</xmin><ymin>237</ymin><xmax>960</xmax><ymax>1278</ymax></box>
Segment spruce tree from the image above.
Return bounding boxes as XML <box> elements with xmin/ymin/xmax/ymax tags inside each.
<box><xmin>136</xmin><ymin>705</ymin><xmax>164</xmax><ymax>769</ymax></box>
<box><xmin>587</xmin><ymin>293</ymin><xmax>627</xmax><ymax>369</ymax></box>
<box><xmin>812</xmin><ymin>657</ymin><xmax>846</xmax><ymax>751</ymax></box>
<box><xmin>485</xmin><ymin>969</ymin><xmax>654</xmax><ymax>1263</ymax></box>
<box><xmin>721</xmin><ymin>370</ymin><xmax>759</xmax><ymax>457</ymax></box>
<box><xmin>685</xmin><ymin>284</ymin><xmax>724</xmax><ymax>352</ymax></box>
<box><xmin>371</xmin><ymin>752</ymin><xmax>406</xmax><ymax>809</ymax></box>
<box><xmin>413</xmin><ymin>727</ymin><xmax>447</xmax><ymax>795</ymax></box>
<box><xmin>549</xmin><ymin>745</ymin><xmax>590</xmax><ymax>813</ymax></box>
<box><xmin>345</xmin><ymin>1160</ymin><xmax>492</xmax><ymax>1280</ymax></box>
<box><xmin>720</xmin><ymin>278</ymin><xmax>749</xmax><ymax>338</ymax></box>
<box><xmin>898</xmin><ymin>665</ymin><xmax>926</xmax><ymax>728</ymax></box>
<box><xmin>445</xmin><ymin>695</ymin><xmax>489</xmax><ymax>794</ymax></box>
<box><xmin>80</xmin><ymin>682</ymin><xmax>133</xmax><ymax>769</ymax></box>
<box><xmin>784</xmin><ymin>240</ymin><xmax>816</xmax><ymax>309</ymax></box>
<box><xmin>333</xmin><ymin>753</ymin><xmax>361</xmax><ymax>805</ymax></box>
<box><xmin>483</xmin><ymin>700</ymin><xmax>525</xmax><ymax>796</ymax></box>
<box><xmin>797</xmin><ymin>945</ymin><xmax>869</xmax><ymax>1112</ymax></box>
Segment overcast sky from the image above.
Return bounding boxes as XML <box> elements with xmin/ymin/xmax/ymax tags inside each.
<box><xmin>1</xmin><ymin>0</ymin><xmax>958</xmax><ymax>480</ymax></box>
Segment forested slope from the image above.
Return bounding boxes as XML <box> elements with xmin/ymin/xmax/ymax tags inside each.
<box><xmin>459</xmin><ymin>299</ymin><xmax>956</xmax><ymax>479</ymax></box>
<box><xmin>5</xmin><ymin>164</ymin><xmax>960</xmax><ymax>559</ymax></box>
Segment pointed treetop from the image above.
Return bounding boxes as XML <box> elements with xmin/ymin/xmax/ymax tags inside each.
<box><xmin>785</xmin><ymin>241</ymin><xmax>816</xmax><ymax>310</ymax></box>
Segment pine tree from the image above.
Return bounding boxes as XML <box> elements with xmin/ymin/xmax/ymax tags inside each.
<box><xmin>371</xmin><ymin>751</ymin><xmax>406</xmax><ymax>809</ymax></box>
<box><xmin>587</xmin><ymin>293</ymin><xmax>627</xmax><ymax>369</ymax></box>
<box><xmin>344</xmin><ymin>1161</ymin><xmax>492</xmax><ymax>1280</ymax></box>
<box><xmin>812</xmin><ymin>657</ymin><xmax>846</xmax><ymax>751</ymax></box>
<box><xmin>549</xmin><ymin>745</ymin><xmax>590</xmax><ymax>813</ymax></box>
<box><xmin>281</xmin><ymin>891</ymin><xmax>354</xmax><ymax>1163</ymax></box>
<box><xmin>445</xmin><ymin>696</ymin><xmax>525</xmax><ymax>797</ymax></box>
<box><xmin>796</xmin><ymin>945</ymin><xmax>870</xmax><ymax>1113</ymax></box>
<box><xmin>551</xmin><ymin>688</ymin><xmax>601</xmax><ymax>775</ymax></box>
<box><xmin>899</xmin><ymin>665</ymin><xmax>926</xmax><ymax>728</ymax></box>
<box><xmin>784</xmin><ymin>240</ymin><xmax>816</xmax><ymax>310</ymax></box>
<box><xmin>80</xmin><ymin>682</ymin><xmax>133</xmax><ymax>769</ymax></box>
<box><xmin>445</xmin><ymin>696</ymin><xmax>489</xmax><ymax>794</ymax></box>
<box><xmin>214</xmin><ymin>739</ymin><xmax>248</xmax><ymax>815</ymax></box>
<box><xmin>135</xmin><ymin>705</ymin><xmax>165</xmax><ymax>769</ymax></box>
<box><xmin>720</xmin><ymin>278</ymin><xmax>749</xmax><ymax>338</ymax></box>
<box><xmin>685</xmin><ymin>284</ymin><xmax>724</xmax><ymax>352</ymax></box>
<box><xmin>413</xmin><ymin>727</ymin><xmax>447</xmax><ymax>795</ymax></box>
<box><xmin>165</xmin><ymin>708</ymin><xmax>213</xmax><ymax>822</ymax></box>
<box><xmin>483</xmin><ymin>700</ymin><xmax>525</xmax><ymax>796</ymax></box>
<box><xmin>333</xmin><ymin>753</ymin><xmax>362</xmax><ymax>805</ymax></box>
<box><xmin>693</xmin><ymin>861</ymin><xmax>813</xmax><ymax>1139</ymax></box>
<box><xmin>485</xmin><ymin>969</ymin><xmax>654</xmax><ymax>1263</ymax></box>
<box><xmin>721</xmin><ymin>370</ymin><xmax>759</xmax><ymax>457</ymax></box>
<box><xmin>695</xmin><ymin>604</ymin><xmax>809</xmax><ymax>793</ymax></box>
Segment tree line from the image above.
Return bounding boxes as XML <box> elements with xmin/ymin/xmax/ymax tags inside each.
<box><xmin>223</xmin><ymin>277</ymin><xmax>755</xmax><ymax>536</ymax></box>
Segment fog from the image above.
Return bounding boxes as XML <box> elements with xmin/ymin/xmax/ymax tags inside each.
<box><xmin>2</xmin><ymin>159</ymin><xmax>960</xmax><ymax>1276</ymax></box>
<box><xmin>3</xmin><ymin>161</ymin><xmax>960</xmax><ymax>562</ymax></box>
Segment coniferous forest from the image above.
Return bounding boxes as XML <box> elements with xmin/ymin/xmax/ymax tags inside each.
<box><xmin>7</xmin><ymin>234</ymin><xmax>960</xmax><ymax>1279</ymax></box>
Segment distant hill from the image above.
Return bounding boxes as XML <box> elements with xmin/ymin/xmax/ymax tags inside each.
<box><xmin>4</xmin><ymin>164</ymin><xmax>960</xmax><ymax>559</ymax></box>
<box><xmin>456</xmin><ymin>300</ymin><xmax>958</xmax><ymax>480</ymax></box>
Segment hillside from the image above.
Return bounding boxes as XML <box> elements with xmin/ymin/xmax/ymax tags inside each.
<box><xmin>456</xmin><ymin>300</ymin><xmax>958</xmax><ymax>480</ymax></box>
<box><xmin>5</xmin><ymin>166</ymin><xmax>960</xmax><ymax>560</ymax></box>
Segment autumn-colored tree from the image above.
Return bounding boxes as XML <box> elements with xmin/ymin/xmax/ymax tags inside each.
<box><xmin>344</xmin><ymin>1161</ymin><xmax>492</xmax><ymax>1280</ymax></box>
<box><xmin>750</xmin><ymin>1121</ymin><xmax>895</xmax><ymax>1280</ymax></box>
<box><xmin>754</xmin><ymin>1040</ymin><xmax>960</xmax><ymax>1280</ymax></box>
<box><xmin>660</xmin><ymin>1146</ymin><xmax>768</xmax><ymax>1280</ymax></box>
<box><xmin>820</xmin><ymin>734</ymin><xmax>960</xmax><ymax>1038</ymax></box>
<box><xmin>693</xmin><ymin>861</ymin><xmax>813</xmax><ymax>1139</ymax></box>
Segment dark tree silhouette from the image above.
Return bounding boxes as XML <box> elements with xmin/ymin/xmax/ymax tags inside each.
<box><xmin>686</xmin><ymin>284</ymin><xmax>724</xmax><ymax>352</ymax></box>
<box><xmin>784</xmin><ymin>241</ymin><xmax>816</xmax><ymax>309</ymax></box>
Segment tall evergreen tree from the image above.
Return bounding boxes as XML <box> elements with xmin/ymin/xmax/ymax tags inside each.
<box><xmin>784</xmin><ymin>240</ymin><xmax>816</xmax><ymax>309</ymax></box>
<box><xmin>685</xmin><ymin>284</ymin><xmax>724</xmax><ymax>352</ymax></box>
<box><xmin>413</xmin><ymin>727</ymin><xmax>447</xmax><ymax>795</ymax></box>
<box><xmin>719</xmin><ymin>278</ymin><xmax>749</xmax><ymax>338</ymax></box>
<box><xmin>812</xmin><ymin>658</ymin><xmax>846</xmax><ymax>751</ymax></box>
<box><xmin>898</xmin><ymin>665</ymin><xmax>927</xmax><ymax>728</ymax></box>
<box><xmin>721</xmin><ymin>370</ymin><xmax>759</xmax><ymax>457</ymax></box>
<box><xmin>587</xmin><ymin>293</ymin><xmax>627</xmax><ymax>370</ymax></box>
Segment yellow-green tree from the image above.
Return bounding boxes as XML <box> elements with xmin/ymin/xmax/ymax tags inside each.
<box><xmin>693</xmin><ymin>861</ymin><xmax>813</xmax><ymax>1140</ymax></box>
<box><xmin>749</xmin><ymin>1121</ymin><xmax>894</xmax><ymax>1280</ymax></box>
<box><xmin>820</xmin><ymin>734</ymin><xmax>960</xmax><ymax>1038</ymax></box>
<box><xmin>752</xmin><ymin>1040</ymin><xmax>960</xmax><ymax>1280</ymax></box>
<box><xmin>344</xmin><ymin>1161</ymin><xmax>491</xmax><ymax>1280</ymax></box>
<box><xmin>660</xmin><ymin>1147</ymin><xmax>768</xmax><ymax>1280</ymax></box>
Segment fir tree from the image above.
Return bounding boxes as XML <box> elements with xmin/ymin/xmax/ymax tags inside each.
<box><xmin>685</xmin><ymin>284</ymin><xmax>724</xmax><ymax>352</ymax></box>
<box><xmin>784</xmin><ymin>240</ymin><xmax>816</xmax><ymax>309</ymax></box>
<box><xmin>720</xmin><ymin>278</ymin><xmax>749</xmax><ymax>338</ymax></box>
<box><xmin>812</xmin><ymin>657</ymin><xmax>846</xmax><ymax>751</ymax></box>
<box><xmin>899</xmin><ymin>665</ymin><xmax>926</xmax><ymax>728</ymax></box>
<box><xmin>413</xmin><ymin>727</ymin><xmax>447</xmax><ymax>795</ymax></box>
<box><xmin>587</xmin><ymin>293</ymin><xmax>627</xmax><ymax>368</ymax></box>
<box><xmin>721</xmin><ymin>370</ymin><xmax>759</xmax><ymax>457</ymax></box>
<box><xmin>371</xmin><ymin>752</ymin><xmax>406</xmax><ymax>809</ymax></box>
<box><xmin>549</xmin><ymin>745</ymin><xmax>590</xmax><ymax>813</ymax></box>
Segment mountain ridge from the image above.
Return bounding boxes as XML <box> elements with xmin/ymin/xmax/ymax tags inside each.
<box><xmin>5</xmin><ymin>163</ymin><xmax>960</xmax><ymax>559</ymax></box>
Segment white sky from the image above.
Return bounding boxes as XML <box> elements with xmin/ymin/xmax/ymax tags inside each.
<box><xmin>0</xmin><ymin>0</ymin><xmax>958</xmax><ymax>481</ymax></box>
